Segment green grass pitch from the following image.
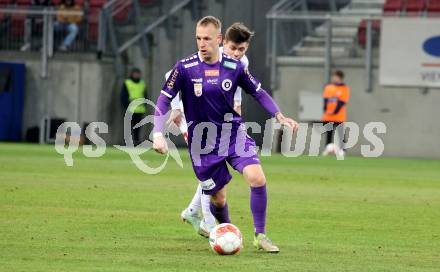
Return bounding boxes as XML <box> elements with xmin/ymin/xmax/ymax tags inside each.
<box><xmin>1</xmin><ymin>143</ymin><xmax>439</xmax><ymax>271</ymax></box>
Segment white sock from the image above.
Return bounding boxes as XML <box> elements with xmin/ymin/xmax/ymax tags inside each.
<box><xmin>187</xmin><ymin>184</ymin><xmax>202</xmax><ymax>215</ymax></box>
<box><xmin>201</xmin><ymin>191</ymin><xmax>216</xmax><ymax>226</ymax></box>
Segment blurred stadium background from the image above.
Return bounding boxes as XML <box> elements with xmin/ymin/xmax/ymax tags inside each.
<box><xmin>1</xmin><ymin>0</ymin><xmax>440</xmax><ymax>271</ymax></box>
<box><xmin>0</xmin><ymin>0</ymin><xmax>439</xmax><ymax>158</ymax></box>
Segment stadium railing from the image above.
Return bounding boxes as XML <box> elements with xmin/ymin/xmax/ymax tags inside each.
<box><xmin>97</xmin><ymin>0</ymin><xmax>194</xmax><ymax>77</ymax></box>
<box><xmin>266</xmin><ymin>0</ymin><xmax>440</xmax><ymax>93</ymax></box>
<box><xmin>0</xmin><ymin>6</ymin><xmax>83</xmax><ymax>78</ymax></box>
<box><xmin>265</xmin><ymin>0</ymin><xmax>351</xmax><ymax>90</ymax></box>
<box><xmin>0</xmin><ymin>0</ymin><xmax>143</xmax><ymax>78</ymax></box>
<box><xmin>96</xmin><ymin>0</ymin><xmax>147</xmax><ymax>77</ymax></box>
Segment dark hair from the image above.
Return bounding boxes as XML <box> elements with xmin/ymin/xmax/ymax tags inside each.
<box><xmin>333</xmin><ymin>70</ymin><xmax>344</xmax><ymax>80</ymax></box>
<box><xmin>225</xmin><ymin>22</ymin><xmax>254</xmax><ymax>44</ymax></box>
<box><xmin>197</xmin><ymin>16</ymin><xmax>222</xmax><ymax>31</ymax></box>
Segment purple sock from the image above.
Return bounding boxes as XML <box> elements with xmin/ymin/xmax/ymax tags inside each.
<box><xmin>250</xmin><ymin>185</ymin><xmax>267</xmax><ymax>235</ymax></box>
<box><xmin>210</xmin><ymin>202</ymin><xmax>231</xmax><ymax>223</ymax></box>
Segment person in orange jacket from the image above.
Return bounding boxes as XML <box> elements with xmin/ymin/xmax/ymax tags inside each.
<box><xmin>321</xmin><ymin>70</ymin><xmax>350</xmax><ymax>156</ymax></box>
<box><xmin>54</xmin><ymin>0</ymin><xmax>83</xmax><ymax>51</ymax></box>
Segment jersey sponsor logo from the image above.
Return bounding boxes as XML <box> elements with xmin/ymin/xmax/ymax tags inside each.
<box><xmin>167</xmin><ymin>69</ymin><xmax>179</xmax><ymax>90</ymax></box>
<box><xmin>194</xmin><ymin>83</ymin><xmax>203</xmax><ymax>97</ymax></box>
<box><xmin>205</xmin><ymin>70</ymin><xmax>219</xmax><ymax>77</ymax></box>
<box><xmin>184</xmin><ymin>61</ymin><xmax>199</xmax><ymax>69</ymax></box>
<box><xmin>207</xmin><ymin>78</ymin><xmax>218</xmax><ymax>85</ymax></box>
<box><xmin>191</xmin><ymin>78</ymin><xmax>203</xmax><ymax>83</ymax></box>
<box><xmin>199</xmin><ymin>178</ymin><xmax>216</xmax><ymax>191</ymax></box>
<box><xmin>222</xmin><ymin>79</ymin><xmax>232</xmax><ymax>91</ymax></box>
<box><xmin>223</xmin><ymin>61</ymin><xmax>237</xmax><ymax>70</ymax></box>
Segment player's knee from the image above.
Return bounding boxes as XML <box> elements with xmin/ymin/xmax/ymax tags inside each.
<box><xmin>247</xmin><ymin>172</ymin><xmax>266</xmax><ymax>187</ymax></box>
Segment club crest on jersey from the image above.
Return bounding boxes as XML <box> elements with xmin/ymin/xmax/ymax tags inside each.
<box><xmin>194</xmin><ymin>83</ymin><xmax>203</xmax><ymax>97</ymax></box>
<box><xmin>223</xmin><ymin>61</ymin><xmax>237</xmax><ymax>70</ymax></box>
<box><xmin>222</xmin><ymin>79</ymin><xmax>232</xmax><ymax>91</ymax></box>
<box><xmin>205</xmin><ymin>70</ymin><xmax>219</xmax><ymax>77</ymax></box>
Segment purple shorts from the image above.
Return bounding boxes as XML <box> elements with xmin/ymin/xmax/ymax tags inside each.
<box><xmin>190</xmin><ymin>134</ymin><xmax>260</xmax><ymax>195</ymax></box>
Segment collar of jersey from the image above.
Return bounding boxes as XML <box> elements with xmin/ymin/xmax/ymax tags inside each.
<box><xmin>197</xmin><ymin>50</ymin><xmax>223</xmax><ymax>65</ymax></box>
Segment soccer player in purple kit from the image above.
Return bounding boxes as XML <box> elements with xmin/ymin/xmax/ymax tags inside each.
<box><xmin>167</xmin><ymin>23</ymin><xmax>253</xmax><ymax>239</ymax></box>
<box><xmin>153</xmin><ymin>16</ymin><xmax>298</xmax><ymax>253</ymax></box>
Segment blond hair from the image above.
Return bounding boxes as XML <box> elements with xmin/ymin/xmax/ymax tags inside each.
<box><xmin>197</xmin><ymin>16</ymin><xmax>222</xmax><ymax>31</ymax></box>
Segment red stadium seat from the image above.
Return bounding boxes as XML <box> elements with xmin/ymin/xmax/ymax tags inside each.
<box><xmin>88</xmin><ymin>7</ymin><xmax>100</xmax><ymax>23</ymax></box>
<box><xmin>427</xmin><ymin>0</ymin><xmax>440</xmax><ymax>15</ymax></box>
<box><xmin>406</xmin><ymin>0</ymin><xmax>425</xmax><ymax>14</ymax></box>
<box><xmin>357</xmin><ymin>19</ymin><xmax>381</xmax><ymax>48</ymax></box>
<box><xmin>15</xmin><ymin>0</ymin><xmax>32</xmax><ymax>5</ymax></box>
<box><xmin>88</xmin><ymin>8</ymin><xmax>100</xmax><ymax>24</ymax></box>
<box><xmin>11</xmin><ymin>0</ymin><xmax>31</xmax><ymax>38</ymax></box>
<box><xmin>89</xmin><ymin>0</ymin><xmax>107</xmax><ymax>8</ymax></box>
<box><xmin>112</xmin><ymin>3</ymin><xmax>132</xmax><ymax>23</ymax></box>
<box><xmin>383</xmin><ymin>0</ymin><xmax>405</xmax><ymax>14</ymax></box>
<box><xmin>87</xmin><ymin>23</ymin><xmax>99</xmax><ymax>41</ymax></box>
<box><xmin>10</xmin><ymin>13</ymin><xmax>26</xmax><ymax>37</ymax></box>
<box><xmin>0</xmin><ymin>0</ymin><xmax>13</xmax><ymax>18</ymax></box>
<box><xmin>87</xmin><ymin>8</ymin><xmax>100</xmax><ymax>41</ymax></box>
<box><xmin>74</xmin><ymin>0</ymin><xmax>85</xmax><ymax>6</ymax></box>
<box><xmin>0</xmin><ymin>9</ymin><xmax>6</xmax><ymax>22</ymax></box>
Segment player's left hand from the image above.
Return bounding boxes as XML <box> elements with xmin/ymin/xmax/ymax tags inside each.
<box><xmin>167</xmin><ymin>109</ymin><xmax>183</xmax><ymax>127</ymax></box>
<box><xmin>234</xmin><ymin>105</ymin><xmax>242</xmax><ymax>116</ymax></box>
<box><xmin>276</xmin><ymin>112</ymin><xmax>299</xmax><ymax>131</ymax></box>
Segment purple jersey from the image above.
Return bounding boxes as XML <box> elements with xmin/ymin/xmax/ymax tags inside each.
<box><xmin>154</xmin><ymin>51</ymin><xmax>280</xmax><ymax>153</ymax></box>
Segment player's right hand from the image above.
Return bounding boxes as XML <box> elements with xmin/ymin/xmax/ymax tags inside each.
<box><xmin>153</xmin><ymin>133</ymin><xmax>168</xmax><ymax>154</ymax></box>
<box><xmin>167</xmin><ymin>109</ymin><xmax>183</xmax><ymax>127</ymax></box>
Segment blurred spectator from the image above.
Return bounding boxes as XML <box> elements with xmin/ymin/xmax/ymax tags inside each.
<box><xmin>120</xmin><ymin>68</ymin><xmax>147</xmax><ymax>145</ymax></box>
<box><xmin>54</xmin><ymin>0</ymin><xmax>82</xmax><ymax>51</ymax></box>
<box><xmin>321</xmin><ymin>70</ymin><xmax>350</xmax><ymax>155</ymax></box>
<box><xmin>20</xmin><ymin>0</ymin><xmax>52</xmax><ymax>51</ymax></box>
